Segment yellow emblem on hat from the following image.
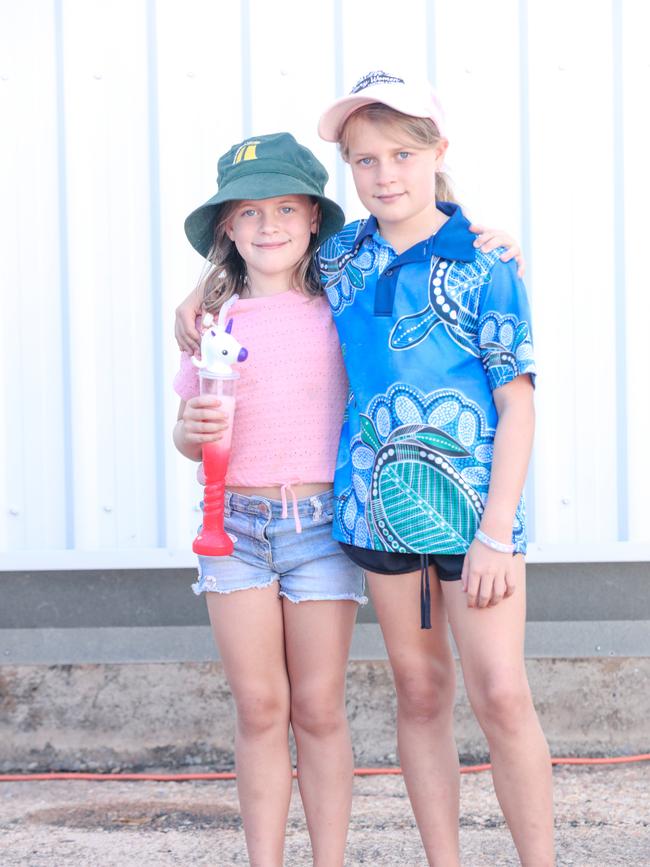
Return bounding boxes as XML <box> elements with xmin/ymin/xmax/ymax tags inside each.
<box><xmin>233</xmin><ymin>141</ymin><xmax>261</xmax><ymax>164</ymax></box>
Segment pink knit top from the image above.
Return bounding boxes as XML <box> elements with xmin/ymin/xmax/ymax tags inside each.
<box><xmin>174</xmin><ymin>290</ymin><xmax>348</xmax><ymax>494</ymax></box>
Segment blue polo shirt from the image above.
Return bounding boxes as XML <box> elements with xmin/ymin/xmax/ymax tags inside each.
<box><xmin>318</xmin><ymin>202</ymin><xmax>536</xmax><ymax>555</ymax></box>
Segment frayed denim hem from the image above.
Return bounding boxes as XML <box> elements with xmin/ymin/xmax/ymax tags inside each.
<box><xmin>191</xmin><ymin>574</ymin><xmax>279</xmax><ymax>596</ymax></box>
<box><xmin>279</xmin><ymin>590</ymin><xmax>368</xmax><ymax>606</ymax></box>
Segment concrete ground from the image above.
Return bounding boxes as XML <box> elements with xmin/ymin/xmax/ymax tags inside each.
<box><xmin>1</xmin><ymin>763</ymin><xmax>648</xmax><ymax>866</ymax></box>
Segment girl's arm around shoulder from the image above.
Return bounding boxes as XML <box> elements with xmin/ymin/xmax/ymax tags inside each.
<box><xmin>173</xmin><ymin>397</ymin><xmax>230</xmax><ymax>462</ymax></box>
<box><xmin>175</xmin><ymin>285</ymin><xmax>204</xmax><ymax>355</ymax></box>
<box><xmin>461</xmin><ymin>374</ymin><xmax>535</xmax><ymax>609</ymax></box>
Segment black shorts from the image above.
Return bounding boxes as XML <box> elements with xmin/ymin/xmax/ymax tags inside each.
<box><xmin>338</xmin><ymin>543</ymin><xmax>464</xmax><ymax>581</ymax></box>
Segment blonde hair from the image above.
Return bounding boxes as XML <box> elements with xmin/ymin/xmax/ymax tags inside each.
<box><xmin>199</xmin><ymin>200</ymin><xmax>322</xmax><ymax>317</ymax></box>
<box><xmin>338</xmin><ymin>103</ymin><xmax>456</xmax><ymax>203</ymax></box>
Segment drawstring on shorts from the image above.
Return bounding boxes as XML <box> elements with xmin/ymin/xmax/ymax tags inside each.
<box><xmin>420</xmin><ymin>553</ymin><xmax>432</xmax><ymax>629</ymax></box>
<box><xmin>280</xmin><ymin>482</ymin><xmax>303</xmax><ymax>534</ymax></box>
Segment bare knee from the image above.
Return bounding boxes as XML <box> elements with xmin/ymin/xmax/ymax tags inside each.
<box><xmin>393</xmin><ymin>663</ymin><xmax>455</xmax><ymax>725</ymax></box>
<box><xmin>234</xmin><ymin>689</ymin><xmax>289</xmax><ymax>738</ymax></box>
<box><xmin>472</xmin><ymin>676</ymin><xmax>534</xmax><ymax>737</ymax></box>
<box><xmin>290</xmin><ymin>685</ymin><xmax>347</xmax><ymax>739</ymax></box>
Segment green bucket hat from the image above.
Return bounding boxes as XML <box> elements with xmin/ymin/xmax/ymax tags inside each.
<box><xmin>184</xmin><ymin>132</ymin><xmax>345</xmax><ymax>259</ymax></box>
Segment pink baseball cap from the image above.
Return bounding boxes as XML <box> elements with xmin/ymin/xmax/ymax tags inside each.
<box><xmin>318</xmin><ymin>70</ymin><xmax>447</xmax><ymax>142</ymax></box>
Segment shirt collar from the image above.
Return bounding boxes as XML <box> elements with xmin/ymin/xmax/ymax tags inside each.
<box><xmin>352</xmin><ymin>202</ymin><xmax>477</xmax><ymax>263</ymax></box>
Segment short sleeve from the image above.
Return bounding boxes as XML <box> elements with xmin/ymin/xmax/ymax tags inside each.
<box><xmin>477</xmin><ymin>257</ymin><xmax>536</xmax><ymax>391</ymax></box>
<box><xmin>173</xmin><ymin>350</ymin><xmax>200</xmax><ymax>401</ymax></box>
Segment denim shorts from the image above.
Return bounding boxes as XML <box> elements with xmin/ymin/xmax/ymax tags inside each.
<box><xmin>192</xmin><ymin>489</ymin><xmax>367</xmax><ymax>605</ymax></box>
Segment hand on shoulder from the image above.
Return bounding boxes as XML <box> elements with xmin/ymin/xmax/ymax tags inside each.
<box><xmin>469</xmin><ymin>223</ymin><xmax>525</xmax><ymax>278</ymax></box>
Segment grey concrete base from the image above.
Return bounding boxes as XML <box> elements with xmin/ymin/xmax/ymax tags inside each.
<box><xmin>3</xmin><ymin>621</ymin><xmax>649</xmax><ymax>664</ymax></box>
<box><xmin>1</xmin><ymin>657</ymin><xmax>648</xmax><ymax>773</ymax></box>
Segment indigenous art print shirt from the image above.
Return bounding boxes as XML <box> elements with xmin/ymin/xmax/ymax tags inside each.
<box><xmin>318</xmin><ymin>202</ymin><xmax>536</xmax><ymax>556</ymax></box>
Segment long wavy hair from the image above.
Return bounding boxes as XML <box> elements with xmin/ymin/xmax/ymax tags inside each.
<box><xmin>338</xmin><ymin>103</ymin><xmax>456</xmax><ymax>203</ymax></box>
<box><xmin>197</xmin><ymin>199</ymin><xmax>323</xmax><ymax>317</ymax></box>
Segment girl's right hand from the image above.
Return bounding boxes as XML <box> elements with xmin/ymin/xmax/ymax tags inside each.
<box><xmin>181</xmin><ymin>396</ymin><xmax>230</xmax><ymax>444</ymax></box>
<box><xmin>175</xmin><ymin>288</ymin><xmax>204</xmax><ymax>355</ymax></box>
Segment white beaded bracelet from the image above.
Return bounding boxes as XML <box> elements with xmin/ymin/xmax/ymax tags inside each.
<box><xmin>474</xmin><ymin>529</ymin><xmax>515</xmax><ymax>554</ymax></box>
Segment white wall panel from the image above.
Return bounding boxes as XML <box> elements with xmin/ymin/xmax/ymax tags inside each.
<box><xmin>434</xmin><ymin>0</ymin><xmax>522</xmax><ymax>231</ymax></box>
<box><xmin>621</xmin><ymin>0</ymin><xmax>650</xmax><ymax>542</ymax></box>
<box><xmin>528</xmin><ymin>0</ymin><xmax>619</xmax><ymax>546</ymax></box>
<box><xmin>0</xmin><ymin>2</ymin><xmax>67</xmax><ymax>551</ymax></box>
<box><xmin>60</xmin><ymin>0</ymin><xmax>158</xmax><ymax>549</ymax></box>
<box><xmin>564</xmin><ymin>1</ymin><xmax>618</xmax><ymax>544</ymax></box>
<box><xmin>526</xmin><ymin>1</ymin><xmax>578</xmax><ymax>547</ymax></box>
<box><xmin>1</xmin><ymin>0</ymin><xmax>648</xmax><ymax>569</ymax></box>
<box><xmin>247</xmin><ymin>0</ymin><xmax>337</xmax><ymax>158</ymax></box>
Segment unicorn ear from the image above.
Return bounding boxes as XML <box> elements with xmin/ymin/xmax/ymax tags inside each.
<box><xmin>217</xmin><ymin>293</ymin><xmax>239</xmax><ymax>328</ymax></box>
<box><xmin>225</xmin><ymin>318</ymin><xmax>234</xmax><ymax>334</ymax></box>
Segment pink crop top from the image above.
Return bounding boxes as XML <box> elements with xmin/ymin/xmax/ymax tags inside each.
<box><xmin>174</xmin><ymin>289</ymin><xmax>348</xmax><ymax>521</ymax></box>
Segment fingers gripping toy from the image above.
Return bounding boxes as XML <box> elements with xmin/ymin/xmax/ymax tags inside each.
<box><xmin>192</xmin><ymin>295</ymin><xmax>248</xmax><ymax>556</ymax></box>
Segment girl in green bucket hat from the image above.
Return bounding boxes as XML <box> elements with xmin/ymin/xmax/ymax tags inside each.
<box><xmin>173</xmin><ymin>132</ymin><xmax>366</xmax><ymax>865</ymax></box>
<box><xmin>183</xmin><ymin>131</ymin><xmax>344</xmax><ymax>260</ymax></box>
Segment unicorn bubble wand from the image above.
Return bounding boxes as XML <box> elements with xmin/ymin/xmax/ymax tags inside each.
<box><xmin>192</xmin><ymin>295</ymin><xmax>248</xmax><ymax>556</ymax></box>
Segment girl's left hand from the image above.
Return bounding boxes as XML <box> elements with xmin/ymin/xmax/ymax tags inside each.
<box><xmin>468</xmin><ymin>224</ymin><xmax>526</xmax><ymax>278</ymax></box>
<box><xmin>461</xmin><ymin>538</ymin><xmax>517</xmax><ymax>608</ymax></box>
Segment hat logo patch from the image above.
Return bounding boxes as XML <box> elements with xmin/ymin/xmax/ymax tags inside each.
<box><xmin>233</xmin><ymin>141</ymin><xmax>261</xmax><ymax>164</ymax></box>
<box><xmin>350</xmin><ymin>71</ymin><xmax>404</xmax><ymax>94</ymax></box>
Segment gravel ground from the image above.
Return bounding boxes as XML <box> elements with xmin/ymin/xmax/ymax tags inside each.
<box><xmin>0</xmin><ymin>764</ymin><xmax>648</xmax><ymax>866</ymax></box>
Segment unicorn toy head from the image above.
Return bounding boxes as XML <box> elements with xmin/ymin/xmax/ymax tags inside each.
<box><xmin>192</xmin><ymin>294</ymin><xmax>248</xmax><ymax>376</ymax></box>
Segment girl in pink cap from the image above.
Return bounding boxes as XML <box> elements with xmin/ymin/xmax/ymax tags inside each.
<box><xmin>315</xmin><ymin>70</ymin><xmax>554</xmax><ymax>865</ymax></box>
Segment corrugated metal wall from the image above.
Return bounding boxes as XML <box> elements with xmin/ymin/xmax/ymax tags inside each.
<box><xmin>1</xmin><ymin>0</ymin><xmax>648</xmax><ymax>569</ymax></box>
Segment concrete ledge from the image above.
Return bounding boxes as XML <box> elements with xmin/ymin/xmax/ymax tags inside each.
<box><xmin>2</xmin><ymin>563</ymin><xmax>650</xmax><ymax>629</ymax></box>
<box><xmin>1</xmin><ymin>657</ymin><xmax>648</xmax><ymax>772</ymax></box>
<box><xmin>2</xmin><ymin>621</ymin><xmax>649</xmax><ymax>664</ymax></box>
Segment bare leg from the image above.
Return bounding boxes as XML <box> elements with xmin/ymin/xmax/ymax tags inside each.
<box><xmin>367</xmin><ymin>569</ymin><xmax>461</xmax><ymax>867</ymax></box>
<box><xmin>207</xmin><ymin>585</ymin><xmax>291</xmax><ymax>867</ymax></box>
<box><xmin>283</xmin><ymin>598</ymin><xmax>358</xmax><ymax>867</ymax></box>
<box><xmin>443</xmin><ymin>557</ymin><xmax>555</xmax><ymax>866</ymax></box>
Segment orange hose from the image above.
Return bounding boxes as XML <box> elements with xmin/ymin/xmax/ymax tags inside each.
<box><xmin>0</xmin><ymin>754</ymin><xmax>648</xmax><ymax>783</ymax></box>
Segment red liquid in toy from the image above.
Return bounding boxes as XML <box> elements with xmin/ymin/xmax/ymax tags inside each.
<box><xmin>192</xmin><ymin>393</ymin><xmax>236</xmax><ymax>556</ymax></box>
<box><xmin>202</xmin><ymin>441</ymin><xmax>230</xmax><ymax>476</ymax></box>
